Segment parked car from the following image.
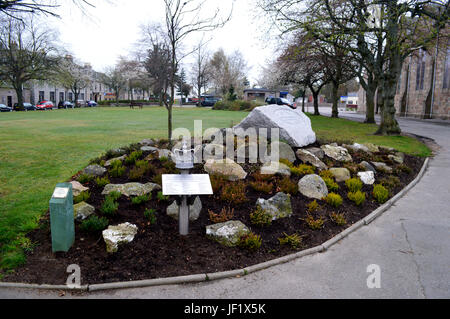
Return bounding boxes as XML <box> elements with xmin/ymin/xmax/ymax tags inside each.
<box><xmin>200</xmin><ymin>97</ymin><xmax>220</xmax><ymax>107</ymax></box>
<box><xmin>76</xmin><ymin>100</ymin><xmax>86</xmax><ymax>107</ymax></box>
<box><xmin>13</xmin><ymin>103</ymin><xmax>36</xmax><ymax>111</ymax></box>
<box><xmin>87</xmin><ymin>100</ymin><xmax>98</xmax><ymax>107</ymax></box>
<box><xmin>0</xmin><ymin>104</ymin><xmax>12</xmax><ymax>112</ymax></box>
<box><xmin>265</xmin><ymin>97</ymin><xmax>296</xmax><ymax>109</ymax></box>
<box><xmin>58</xmin><ymin>101</ymin><xmax>74</xmax><ymax>109</ymax></box>
<box><xmin>36</xmin><ymin>101</ymin><xmax>54</xmax><ymax>110</ymax></box>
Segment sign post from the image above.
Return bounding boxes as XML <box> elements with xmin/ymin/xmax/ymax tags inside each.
<box><xmin>49</xmin><ymin>182</ymin><xmax>75</xmax><ymax>252</ymax></box>
<box><xmin>163</xmin><ymin>140</ymin><xmax>213</xmax><ymax>235</ymax></box>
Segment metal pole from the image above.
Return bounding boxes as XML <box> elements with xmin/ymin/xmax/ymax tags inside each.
<box><xmin>179</xmin><ymin>169</ymin><xmax>190</xmax><ymax>235</ymax></box>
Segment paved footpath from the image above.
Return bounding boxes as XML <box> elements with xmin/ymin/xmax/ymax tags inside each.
<box><xmin>1</xmin><ymin>113</ymin><xmax>449</xmax><ymax>299</ymax></box>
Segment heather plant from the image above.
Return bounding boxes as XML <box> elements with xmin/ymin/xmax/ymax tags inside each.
<box><xmin>345</xmin><ymin>178</ymin><xmax>363</xmax><ymax>192</ymax></box>
<box><xmin>249</xmin><ymin>181</ymin><xmax>272</xmax><ymax>194</ymax></box>
<box><xmin>131</xmin><ymin>194</ymin><xmax>152</xmax><ymax>205</ymax></box>
<box><xmin>125</xmin><ymin>150</ymin><xmax>143</xmax><ymax>165</ymax></box>
<box><xmin>77</xmin><ymin>173</ymin><xmax>94</xmax><ymax>185</ymax></box>
<box><xmin>277</xmin><ymin>177</ymin><xmax>298</xmax><ymax>195</ymax></box>
<box><xmin>144</xmin><ymin>209</ymin><xmax>157</xmax><ymax>224</ymax></box>
<box><xmin>323</xmin><ymin>177</ymin><xmax>339</xmax><ymax>192</ymax></box>
<box><xmin>305</xmin><ymin>214</ymin><xmax>324</xmax><ymax>230</ymax></box>
<box><xmin>156</xmin><ymin>191</ymin><xmax>169</xmax><ymax>202</ymax></box>
<box><xmin>324</xmin><ymin>193</ymin><xmax>343</xmax><ymax>208</ymax></box>
<box><xmin>306</xmin><ymin>200</ymin><xmax>319</xmax><ymax>213</ymax></box>
<box><xmin>101</xmin><ymin>197</ymin><xmax>119</xmax><ymax>215</ymax></box>
<box><xmin>250</xmin><ymin>206</ymin><xmax>273</xmax><ymax>227</ymax></box>
<box><xmin>278</xmin><ymin>233</ymin><xmax>302</xmax><ymax>249</ymax></box>
<box><xmin>208</xmin><ymin>207</ymin><xmax>234</xmax><ymax>223</ymax></box>
<box><xmin>348</xmin><ymin>190</ymin><xmax>366</xmax><ymax>206</ymax></box>
<box><xmin>373</xmin><ymin>184</ymin><xmax>389</xmax><ymax>203</ymax></box>
<box><xmin>238</xmin><ymin>232</ymin><xmax>262</xmax><ymax>251</ymax></box>
<box><xmin>290</xmin><ymin>164</ymin><xmax>315</xmax><ymax>176</ymax></box>
<box><xmin>95</xmin><ymin>176</ymin><xmax>110</xmax><ymax>188</ymax></box>
<box><xmin>330</xmin><ymin>212</ymin><xmax>347</xmax><ymax>226</ymax></box>
<box><xmin>80</xmin><ymin>216</ymin><xmax>109</xmax><ymax>233</ymax></box>
<box><xmin>220</xmin><ymin>182</ymin><xmax>248</xmax><ymax>204</ymax></box>
<box><xmin>74</xmin><ymin>191</ymin><xmax>90</xmax><ymax>204</ymax></box>
<box><xmin>109</xmin><ymin>160</ymin><xmax>125</xmax><ymax>178</ymax></box>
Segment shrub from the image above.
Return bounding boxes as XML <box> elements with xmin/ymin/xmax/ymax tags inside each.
<box><xmin>107</xmin><ymin>191</ymin><xmax>122</xmax><ymax>202</ymax></box>
<box><xmin>249</xmin><ymin>181</ymin><xmax>272</xmax><ymax>193</ymax></box>
<box><xmin>306</xmin><ymin>200</ymin><xmax>319</xmax><ymax>213</ymax></box>
<box><xmin>324</xmin><ymin>193</ymin><xmax>343</xmax><ymax>208</ymax></box>
<box><xmin>290</xmin><ymin>164</ymin><xmax>315</xmax><ymax>176</ymax></box>
<box><xmin>131</xmin><ymin>194</ymin><xmax>151</xmax><ymax>205</ymax></box>
<box><xmin>101</xmin><ymin>197</ymin><xmax>119</xmax><ymax>215</ymax></box>
<box><xmin>156</xmin><ymin>191</ymin><xmax>170</xmax><ymax>202</ymax></box>
<box><xmin>348</xmin><ymin>190</ymin><xmax>366</xmax><ymax>206</ymax></box>
<box><xmin>220</xmin><ymin>182</ymin><xmax>248</xmax><ymax>204</ymax></box>
<box><xmin>95</xmin><ymin>176</ymin><xmax>110</xmax><ymax>188</ymax></box>
<box><xmin>162</xmin><ymin>160</ymin><xmax>178</xmax><ymax>173</ymax></box>
<box><xmin>208</xmin><ymin>207</ymin><xmax>234</xmax><ymax>223</ymax></box>
<box><xmin>144</xmin><ymin>209</ymin><xmax>157</xmax><ymax>224</ymax></box>
<box><xmin>80</xmin><ymin>216</ymin><xmax>109</xmax><ymax>233</ymax></box>
<box><xmin>152</xmin><ymin>173</ymin><xmax>162</xmax><ymax>185</ymax></box>
<box><xmin>277</xmin><ymin>177</ymin><xmax>298</xmax><ymax>195</ymax></box>
<box><xmin>319</xmin><ymin>170</ymin><xmax>334</xmax><ymax>180</ymax></box>
<box><xmin>323</xmin><ymin>177</ymin><xmax>339</xmax><ymax>192</ymax></box>
<box><xmin>279</xmin><ymin>158</ymin><xmax>294</xmax><ymax>168</ymax></box>
<box><xmin>373</xmin><ymin>184</ymin><xmax>389</xmax><ymax>204</ymax></box>
<box><xmin>250</xmin><ymin>206</ymin><xmax>273</xmax><ymax>227</ymax></box>
<box><xmin>77</xmin><ymin>173</ymin><xmax>94</xmax><ymax>185</ymax></box>
<box><xmin>129</xmin><ymin>166</ymin><xmax>147</xmax><ymax>180</ymax></box>
<box><xmin>305</xmin><ymin>214</ymin><xmax>324</xmax><ymax>230</ymax></box>
<box><xmin>395</xmin><ymin>164</ymin><xmax>412</xmax><ymax>174</ymax></box>
<box><xmin>238</xmin><ymin>232</ymin><xmax>262</xmax><ymax>251</ymax></box>
<box><xmin>109</xmin><ymin>161</ymin><xmax>125</xmax><ymax>178</ymax></box>
<box><xmin>159</xmin><ymin>156</ymin><xmax>169</xmax><ymax>163</ymax></box>
<box><xmin>74</xmin><ymin>191</ymin><xmax>90</xmax><ymax>204</ymax></box>
<box><xmin>345</xmin><ymin>178</ymin><xmax>363</xmax><ymax>192</ymax></box>
<box><xmin>379</xmin><ymin>176</ymin><xmax>401</xmax><ymax>191</ymax></box>
<box><xmin>125</xmin><ymin>150</ymin><xmax>143</xmax><ymax>165</ymax></box>
<box><xmin>252</xmin><ymin>172</ymin><xmax>273</xmax><ymax>182</ymax></box>
<box><xmin>330</xmin><ymin>212</ymin><xmax>347</xmax><ymax>226</ymax></box>
<box><xmin>278</xmin><ymin>232</ymin><xmax>302</xmax><ymax>249</ymax></box>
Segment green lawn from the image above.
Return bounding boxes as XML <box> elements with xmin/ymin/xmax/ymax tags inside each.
<box><xmin>0</xmin><ymin>106</ymin><xmax>430</xmax><ymax>273</ymax></box>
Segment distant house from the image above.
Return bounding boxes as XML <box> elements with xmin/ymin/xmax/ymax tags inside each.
<box><xmin>243</xmin><ymin>88</ymin><xmax>295</xmax><ymax>103</ymax></box>
<box><xmin>340</xmin><ymin>92</ymin><xmax>359</xmax><ymax>106</ymax></box>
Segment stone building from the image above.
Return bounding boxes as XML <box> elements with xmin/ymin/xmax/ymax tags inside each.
<box><xmin>358</xmin><ymin>41</ymin><xmax>449</xmax><ymax>120</ymax></box>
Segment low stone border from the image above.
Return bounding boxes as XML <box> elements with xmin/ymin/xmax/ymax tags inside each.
<box><xmin>0</xmin><ymin>157</ymin><xmax>430</xmax><ymax>292</ymax></box>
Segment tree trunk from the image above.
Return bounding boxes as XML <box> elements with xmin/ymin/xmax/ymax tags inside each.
<box><xmin>14</xmin><ymin>82</ymin><xmax>24</xmax><ymax>110</ymax></box>
<box><xmin>331</xmin><ymin>81</ymin><xmax>339</xmax><ymax>118</ymax></box>
<box><xmin>365</xmin><ymin>86</ymin><xmax>376</xmax><ymax>123</ymax></box>
<box><xmin>313</xmin><ymin>92</ymin><xmax>320</xmax><ymax>115</ymax></box>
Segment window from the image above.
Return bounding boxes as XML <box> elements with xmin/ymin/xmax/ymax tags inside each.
<box><xmin>59</xmin><ymin>92</ymin><xmax>64</xmax><ymax>102</ymax></box>
<box><xmin>68</xmin><ymin>92</ymin><xmax>73</xmax><ymax>101</ymax></box>
<box><xmin>50</xmin><ymin>91</ymin><xmax>55</xmax><ymax>103</ymax></box>
<box><xmin>416</xmin><ymin>49</ymin><xmax>426</xmax><ymax>91</ymax></box>
<box><xmin>444</xmin><ymin>44</ymin><xmax>450</xmax><ymax>89</ymax></box>
<box><xmin>80</xmin><ymin>93</ymin><xmax>85</xmax><ymax>100</ymax></box>
<box><xmin>39</xmin><ymin>91</ymin><xmax>45</xmax><ymax>101</ymax></box>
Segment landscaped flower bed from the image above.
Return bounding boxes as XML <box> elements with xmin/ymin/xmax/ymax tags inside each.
<box><xmin>2</xmin><ymin>138</ymin><xmax>425</xmax><ymax>285</ymax></box>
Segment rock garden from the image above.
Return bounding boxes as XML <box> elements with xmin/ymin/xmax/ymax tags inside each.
<box><xmin>2</xmin><ymin>106</ymin><xmax>425</xmax><ymax>285</ymax></box>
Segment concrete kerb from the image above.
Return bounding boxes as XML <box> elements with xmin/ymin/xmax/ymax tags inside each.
<box><xmin>0</xmin><ymin>157</ymin><xmax>430</xmax><ymax>292</ymax></box>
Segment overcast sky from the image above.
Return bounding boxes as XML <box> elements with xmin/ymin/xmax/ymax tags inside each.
<box><xmin>45</xmin><ymin>0</ymin><xmax>279</xmax><ymax>86</ymax></box>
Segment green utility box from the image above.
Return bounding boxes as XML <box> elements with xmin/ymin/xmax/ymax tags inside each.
<box><xmin>49</xmin><ymin>182</ymin><xmax>75</xmax><ymax>252</ymax></box>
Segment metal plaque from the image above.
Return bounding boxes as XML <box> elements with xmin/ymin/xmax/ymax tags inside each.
<box><xmin>52</xmin><ymin>187</ymin><xmax>69</xmax><ymax>199</ymax></box>
<box><xmin>162</xmin><ymin>174</ymin><xmax>213</xmax><ymax>196</ymax></box>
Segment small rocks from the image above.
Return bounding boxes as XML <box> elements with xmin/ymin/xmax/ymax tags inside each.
<box><xmin>140</xmin><ymin>146</ymin><xmax>158</xmax><ymax>152</ymax></box>
<box><xmin>358</xmin><ymin>171</ymin><xmax>375</xmax><ymax>185</ymax></box>
<box><xmin>329</xmin><ymin>167</ymin><xmax>351</xmax><ymax>182</ymax></box>
<box><xmin>204</xmin><ymin>158</ymin><xmax>247</xmax><ymax>181</ymax></box>
<box><xmin>104</xmin><ymin>155</ymin><xmax>127</xmax><ymax>167</ymax></box>
<box><xmin>206</xmin><ymin>220</ymin><xmax>250</xmax><ymax>247</ymax></box>
<box><xmin>139</xmin><ymin>139</ymin><xmax>155</xmax><ymax>146</ymax></box>
<box><xmin>70</xmin><ymin>181</ymin><xmax>89</xmax><ymax>197</ymax></box>
<box><xmin>166</xmin><ymin>196</ymin><xmax>202</xmax><ymax>221</ymax></box>
<box><xmin>321</xmin><ymin>144</ymin><xmax>352</xmax><ymax>162</ymax></box>
<box><xmin>256</xmin><ymin>192</ymin><xmax>293</xmax><ymax>220</ymax></box>
<box><xmin>360</xmin><ymin>161</ymin><xmax>377</xmax><ymax>173</ymax></box>
<box><xmin>296</xmin><ymin>149</ymin><xmax>327</xmax><ymax>170</ymax></box>
<box><xmin>270</xmin><ymin>141</ymin><xmax>296</xmax><ymax>163</ymax></box>
<box><xmin>82</xmin><ymin>164</ymin><xmax>107</xmax><ymax>177</ymax></box>
<box><xmin>363</xmin><ymin>143</ymin><xmax>380</xmax><ymax>153</ymax></box>
<box><xmin>102</xmin><ymin>182</ymin><xmax>161</xmax><ymax>197</ymax></box>
<box><xmin>344</xmin><ymin>143</ymin><xmax>370</xmax><ymax>153</ymax></box>
<box><xmin>298</xmin><ymin>174</ymin><xmax>328</xmax><ymax>199</ymax></box>
<box><xmin>305</xmin><ymin>147</ymin><xmax>324</xmax><ymax>159</ymax></box>
<box><xmin>102</xmin><ymin>222</ymin><xmax>138</xmax><ymax>253</ymax></box>
<box><xmin>260</xmin><ymin>161</ymin><xmax>291</xmax><ymax>176</ymax></box>
<box><xmin>388</xmin><ymin>152</ymin><xmax>404</xmax><ymax>164</ymax></box>
<box><xmin>73</xmin><ymin>202</ymin><xmax>95</xmax><ymax>221</ymax></box>
<box><xmin>371</xmin><ymin>162</ymin><xmax>393</xmax><ymax>173</ymax></box>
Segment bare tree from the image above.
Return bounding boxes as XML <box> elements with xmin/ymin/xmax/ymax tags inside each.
<box><xmin>190</xmin><ymin>39</ymin><xmax>211</xmax><ymax>98</ymax></box>
<box><xmin>55</xmin><ymin>55</ymin><xmax>91</xmax><ymax>105</ymax></box>
<box><xmin>0</xmin><ymin>17</ymin><xmax>58</xmax><ymax>108</ymax></box>
<box><xmin>0</xmin><ymin>0</ymin><xmax>94</xmax><ymax>19</ymax></box>
<box><xmin>101</xmin><ymin>66</ymin><xmax>127</xmax><ymax>103</ymax></box>
<box><xmin>162</xmin><ymin>0</ymin><xmax>233</xmax><ymax>141</ymax></box>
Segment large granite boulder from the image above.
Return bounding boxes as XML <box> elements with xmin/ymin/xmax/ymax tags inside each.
<box><xmin>73</xmin><ymin>202</ymin><xmax>95</xmax><ymax>221</ymax></box>
<box><xmin>305</xmin><ymin>147</ymin><xmax>325</xmax><ymax>159</ymax></box>
<box><xmin>388</xmin><ymin>152</ymin><xmax>404</xmax><ymax>164</ymax></box>
<box><xmin>371</xmin><ymin>162</ymin><xmax>393</xmax><ymax>173</ymax></box>
<box><xmin>102</xmin><ymin>222</ymin><xmax>138</xmax><ymax>253</ymax></box>
<box><xmin>321</xmin><ymin>145</ymin><xmax>352</xmax><ymax>162</ymax></box>
<box><xmin>256</xmin><ymin>192</ymin><xmax>293</xmax><ymax>220</ymax></box>
<box><xmin>102</xmin><ymin>182</ymin><xmax>161</xmax><ymax>197</ymax></box>
<box><xmin>329</xmin><ymin>167</ymin><xmax>351</xmax><ymax>182</ymax></box>
<box><xmin>82</xmin><ymin>164</ymin><xmax>107</xmax><ymax>177</ymax></box>
<box><xmin>363</xmin><ymin>143</ymin><xmax>380</xmax><ymax>153</ymax></box>
<box><xmin>298</xmin><ymin>174</ymin><xmax>328</xmax><ymax>199</ymax></box>
<box><xmin>296</xmin><ymin>149</ymin><xmax>327</xmax><ymax>170</ymax></box>
<box><xmin>141</xmin><ymin>146</ymin><xmax>159</xmax><ymax>152</ymax></box>
<box><xmin>260</xmin><ymin>161</ymin><xmax>291</xmax><ymax>176</ymax></box>
<box><xmin>70</xmin><ymin>181</ymin><xmax>89</xmax><ymax>197</ymax></box>
<box><xmin>204</xmin><ymin>159</ymin><xmax>247</xmax><ymax>181</ymax></box>
<box><xmin>206</xmin><ymin>220</ymin><xmax>250</xmax><ymax>247</ymax></box>
<box><xmin>233</xmin><ymin>104</ymin><xmax>316</xmax><ymax>147</ymax></box>
<box><xmin>166</xmin><ymin>196</ymin><xmax>202</xmax><ymax>221</ymax></box>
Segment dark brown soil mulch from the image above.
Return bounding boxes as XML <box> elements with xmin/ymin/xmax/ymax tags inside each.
<box><xmin>2</xmin><ymin>143</ymin><xmax>425</xmax><ymax>285</ymax></box>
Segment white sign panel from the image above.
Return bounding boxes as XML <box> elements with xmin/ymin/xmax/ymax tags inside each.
<box><xmin>162</xmin><ymin>174</ymin><xmax>213</xmax><ymax>196</ymax></box>
<box><xmin>52</xmin><ymin>187</ymin><xmax>69</xmax><ymax>199</ymax></box>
